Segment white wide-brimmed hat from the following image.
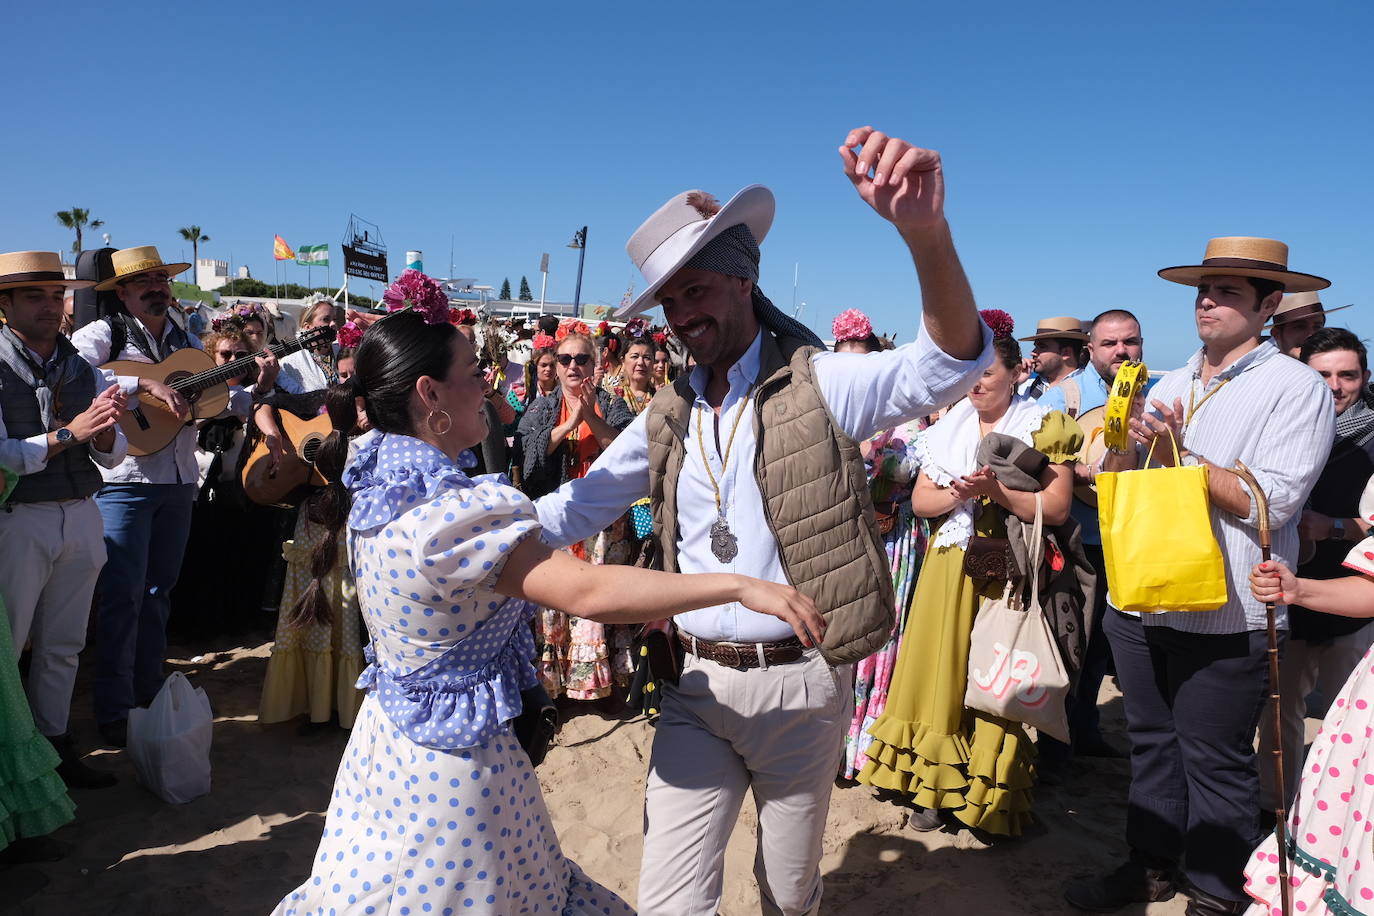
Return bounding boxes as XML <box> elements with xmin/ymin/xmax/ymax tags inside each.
<box><xmin>619</xmin><ymin>185</ymin><xmax>775</xmax><ymax>318</ymax></box>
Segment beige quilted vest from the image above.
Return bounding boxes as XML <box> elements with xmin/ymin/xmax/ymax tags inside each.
<box><xmin>645</xmin><ymin>332</ymin><xmax>895</xmax><ymax>666</ymax></box>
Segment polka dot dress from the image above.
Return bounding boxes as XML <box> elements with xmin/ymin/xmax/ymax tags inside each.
<box><xmin>272</xmin><ymin>433</ymin><xmax>633</xmax><ymax>915</ymax></box>
<box><xmin>1242</xmin><ymin>534</ymin><xmax>1374</xmax><ymax>915</ymax></box>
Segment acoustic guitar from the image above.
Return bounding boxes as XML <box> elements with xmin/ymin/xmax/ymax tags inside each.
<box><xmin>241</xmin><ymin>410</ymin><xmax>333</xmax><ymax>507</ymax></box>
<box><xmin>101</xmin><ymin>326</ymin><xmax>336</xmax><ymax>456</ymax></box>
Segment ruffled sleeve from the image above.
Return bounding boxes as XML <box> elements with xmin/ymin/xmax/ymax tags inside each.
<box><xmin>411</xmin><ymin>480</ymin><xmax>542</xmax><ymax>592</ymax></box>
<box><xmin>1031</xmin><ymin>410</ymin><xmax>1085</xmax><ymax>464</ymax></box>
<box><xmin>1343</xmin><ymin>538</ymin><xmax>1374</xmax><ymax>577</ymax></box>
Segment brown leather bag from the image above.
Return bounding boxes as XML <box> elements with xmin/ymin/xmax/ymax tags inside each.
<box><xmin>963</xmin><ymin>535</ymin><xmax>1015</xmax><ymax>581</ymax></box>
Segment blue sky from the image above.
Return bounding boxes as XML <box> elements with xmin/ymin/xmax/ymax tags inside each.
<box><xmin>7</xmin><ymin>0</ymin><xmax>1370</xmax><ymax>368</ymax></box>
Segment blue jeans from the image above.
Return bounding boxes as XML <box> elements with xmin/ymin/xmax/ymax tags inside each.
<box><xmin>94</xmin><ymin>483</ymin><xmax>195</xmax><ymax>725</ymax></box>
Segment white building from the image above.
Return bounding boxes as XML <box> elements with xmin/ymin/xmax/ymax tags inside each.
<box><xmin>195</xmin><ymin>258</ymin><xmax>231</xmax><ymax>291</ymax></box>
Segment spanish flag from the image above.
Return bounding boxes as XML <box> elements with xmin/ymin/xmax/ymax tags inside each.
<box><xmin>273</xmin><ymin>235</ymin><xmax>295</xmax><ymax>261</ymax></box>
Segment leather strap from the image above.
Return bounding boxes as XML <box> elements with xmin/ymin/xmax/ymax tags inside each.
<box><xmin>677</xmin><ymin>631</ymin><xmax>804</xmax><ymax>669</ymax></box>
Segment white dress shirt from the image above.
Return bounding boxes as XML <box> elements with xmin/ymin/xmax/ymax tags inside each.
<box><xmin>1136</xmin><ymin>340</ymin><xmax>1333</xmax><ymax>634</ymax></box>
<box><xmin>535</xmin><ymin>321</ymin><xmax>994</xmax><ymax>643</ymax></box>
<box><xmin>71</xmin><ymin>315</ymin><xmax>204</xmax><ymax>485</ymax></box>
<box><xmin>0</xmin><ymin>341</ymin><xmax>127</xmax><ymax>475</ymax></box>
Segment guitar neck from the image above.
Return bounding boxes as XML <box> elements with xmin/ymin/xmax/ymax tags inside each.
<box><xmin>172</xmin><ymin>334</ymin><xmax>325</xmax><ymax>393</ymax></box>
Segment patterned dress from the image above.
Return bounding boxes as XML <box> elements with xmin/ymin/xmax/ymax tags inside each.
<box><xmin>842</xmin><ymin>420</ymin><xmax>930</xmax><ymax>778</ymax></box>
<box><xmin>1243</xmin><ymin>512</ymin><xmax>1374</xmax><ymax>916</ymax></box>
<box><xmin>272</xmin><ymin>433</ymin><xmax>632</xmax><ymax>916</ymax></box>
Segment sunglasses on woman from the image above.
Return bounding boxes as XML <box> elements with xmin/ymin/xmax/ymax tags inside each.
<box><xmin>556</xmin><ymin>353</ymin><xmax>592</xmax><ymax>367</ymax></box>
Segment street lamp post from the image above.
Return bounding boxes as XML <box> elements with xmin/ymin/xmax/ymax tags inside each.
<box><xmin>568</xmin><ymin>226</ymin><xmax>587</xmax><ymax>314</ymax></box>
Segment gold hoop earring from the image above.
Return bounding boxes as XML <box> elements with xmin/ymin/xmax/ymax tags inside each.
<box><xmin>427</xmin><ymin>408</ymin><xmax>453</xmax><ymax>437</ymax></box>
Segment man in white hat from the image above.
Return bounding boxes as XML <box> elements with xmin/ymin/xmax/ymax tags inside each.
<box><xmin>71</xmin><ymin>245</ymin><xmax>201</xmax><ymax>747</ymax></box>
<box><xmin>1067</xmin><ymin>238</ymin><xmax>1334</xmax><ymax>916</ymax></box>
<box><xmin>1268</xmin><ymin>290</ymin><xmax>1353</xmax><ymax>358</ymax></box>
<box><xmin>534</xmin><ymin>126</ymin><xmax>992</xmax><ymax>915</ymax></box>
<box><xmin>0</xmin><ymin>251</ymin><xmax>126</xmax><ymax>788</ymax></box>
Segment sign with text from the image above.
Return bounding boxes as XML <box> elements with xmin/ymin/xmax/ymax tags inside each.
<box><xmin>342</xmin><ymin>245</ymin><xmax>388</xmax><ymax>283</ymax></box>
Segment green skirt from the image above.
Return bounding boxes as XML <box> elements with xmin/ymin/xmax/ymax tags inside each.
<box><xmin>0</xmin><ymin>591</ymin><xmax>75</xmax><ymax>848</ymax></box>
<box><xmin>857</xmin><ymin>539</ymin><xmax>1036</xmax><ymax>836</ymax></box>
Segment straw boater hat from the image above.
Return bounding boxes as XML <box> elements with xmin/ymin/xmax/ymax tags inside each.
<box><xmin>93</xmin><ymin>245</ymin><xmax>191</xmax><ymax>291</ymax></box>
<box><xmin>1018</xmin><ymin>316</ymin><xmax>1088</xmax><ymax>343</ymax></box>
<box><xmin>1266</xmin><ymin>291</ymin><xmax>1353</xmax><ymax>329</ymax></box>
<box><xmin>0</xmin><ymin>251</ymin><xmax>95</xmax><ymax>292</ymax></box>
<box><xmin>619</xmin><ymin>185</ymin><xmax>775</xmax><ymax>318</ymax></box>
<box><xmin>1157</xmin><ymin>237</ymin><xmax>1329</xmax><ymax>293</ymax></box>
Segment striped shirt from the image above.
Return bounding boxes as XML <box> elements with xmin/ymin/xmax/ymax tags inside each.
<box><xmin>1139</xmin><ymin>339</ymin><xmax>1333</xmax><ymax>634</ymax></box>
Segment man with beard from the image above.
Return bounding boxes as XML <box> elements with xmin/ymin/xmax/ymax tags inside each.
<box><xmin>1018</xmin><ymin>316</ymin><xmax>1087</xmax><ymax>400</ymax></box>
<box><xmin>0</xmin><ymin>250</ymin><xmax>126</xmax><ymax>788</ymax></box>
<box><xmin>72</xmin><ymin>246</ymin><xmax>199</xmax><ymax>748</ymax></box>
<box><xmin>534</xmin><ymin>126</ymin><xmax>993</xmax><ymax>915</ymax></box>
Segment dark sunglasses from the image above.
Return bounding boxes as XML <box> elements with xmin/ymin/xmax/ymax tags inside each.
<box><xmin>217</xmin><ymin>350</ymin><xmax>250</xmax><ymax>359</ymax></box>
<box><xmin>556</xmin><ymin>353</ymin><xmax>592</xmax><ymax>367</ymax></box>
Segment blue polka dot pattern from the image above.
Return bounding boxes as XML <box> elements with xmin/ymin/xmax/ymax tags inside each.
<box><xmin>272</xmin><ymin>432</ymin><xmax>633</xmax><ymax>916</ymax></box>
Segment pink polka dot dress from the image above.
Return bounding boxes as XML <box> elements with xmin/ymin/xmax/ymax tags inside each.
<box><xmin>1243</xmin><ymin>528</ymin><xmax>1374</xmax><ymax>916</ymax></box>
<box><xmin>272</xmin><ymin>434</ymin><xmax>634</xmax><ymax>916</ymax></box>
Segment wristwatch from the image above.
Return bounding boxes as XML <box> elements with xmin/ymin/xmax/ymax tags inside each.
<box><xmin>1332</xmin><ymin>518</ymin><xmax>1346</xmax><ymax>540</ymax></box>
<box><xmin>54</xmin><ymin>427</ymin><xmax>75</xmax><ymax>446</ymax></box>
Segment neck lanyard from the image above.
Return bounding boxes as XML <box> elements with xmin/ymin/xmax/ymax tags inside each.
<box><xmin>694</xmin><ymin>393</ymin><xmax>752</xmax><ymax>518</ymax></box>
<box><xmin>1186</xmin><ymin>376</ymin><xmax>1232</xmax><ymax>428</ymax></box>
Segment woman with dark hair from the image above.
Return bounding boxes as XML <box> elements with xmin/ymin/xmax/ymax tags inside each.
<box><xmin>516</xmin><ymin>332</ymin><xmax>637</xmax><ymax>699</ymax></box>
<box><xmin>271</xmin><ymin>307</ymin><xmax>823</xmax><ymax>916</ymax></box>
<box><xmin>521</xmin><ymin>333</ymin><xmax>559</xmax><ymax>407</ymax></box>
<box><xmin>258</xmin><ymin>384</ymin><xmax>369</xmax><ymax>732</ymax></box>
<box><xmin>617</xmin><ymin>334</ymin><xmax>657</xmax><ymax>416</ymax></box>
<box><xmin>856</xmin><ymin>323</ymin><xmax>1082</xmax><ymax>837</ymax></box>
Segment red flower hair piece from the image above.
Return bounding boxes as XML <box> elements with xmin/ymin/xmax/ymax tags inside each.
<box><xmin>531</xmin><ymin>333</ymin><xmax>556</xmax><ymax>350</ymax></box>
<box><xmin>831</xmin><ymin>308</ymin><xmax>873</xmax><ymax>343</ymax></box>
<box><xmin>979</xmin><ymin>309</ymin><xmax>1015</xmax><ymax>340</ymax></box>
<box><xmin>336</xmin><ymin>321</ymin><xmax>364</xmax><ymax>349</ymax></box>
<box><xmin>381</xmin><ymin>269</ymin><xmax>450</xmax><ymax>325</ymax></box>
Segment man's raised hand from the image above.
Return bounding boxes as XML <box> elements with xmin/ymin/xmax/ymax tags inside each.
<box><xmin>839</xmin><ymin>127</ymin><xmax>946</xmax><ymax>234</ymax></box>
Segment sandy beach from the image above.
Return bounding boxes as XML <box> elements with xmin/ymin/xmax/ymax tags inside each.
<box><xmin>2</xmin><ymin>628</ymin><xmax>1205</xmax><ymax>916</ymax></box>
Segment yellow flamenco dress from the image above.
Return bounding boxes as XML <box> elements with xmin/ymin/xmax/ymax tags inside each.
<box><xmin>858</xmin><ymin>411</ymin><xmax>1081</xmax><ymax>836</ymax></box>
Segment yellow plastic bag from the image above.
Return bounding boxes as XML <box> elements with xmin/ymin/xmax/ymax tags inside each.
<box><xmin>1096</xmin><ymin>431</ymin><xmax>1227</xmax><ymax>612</ymax></box>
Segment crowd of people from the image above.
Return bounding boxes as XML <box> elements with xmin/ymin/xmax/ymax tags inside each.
<box><xmin>0</xmin><ymin>124</ymin><xmax>1370</xmax><ymax>916</ymax></box>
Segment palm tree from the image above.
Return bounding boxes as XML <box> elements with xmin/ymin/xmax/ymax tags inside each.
<box><xmin>55</xmin><ymin>207</ymin><xmax>104</xmax><ymax>256</ymax></box>
<box><xmin>177</xmin><ymin>226</ymin><xmax>210</xmax><ymax>276</ymax></box>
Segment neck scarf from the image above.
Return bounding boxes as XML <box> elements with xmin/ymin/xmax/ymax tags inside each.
<box><xmin>916</xmin><ymin>394</ymin><xmax>1051</xmax><ymax>550</ymax></box>
<box><xmin>1335</xmin><ymin>397</ymin><xmax>1374</xmax><ymax>454</ymax></box>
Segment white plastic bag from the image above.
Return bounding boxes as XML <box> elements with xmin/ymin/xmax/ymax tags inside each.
<box><xmin>128</xmin><ymin>672</ymin><xmax>213</xmax><ymax>803</ymax></box>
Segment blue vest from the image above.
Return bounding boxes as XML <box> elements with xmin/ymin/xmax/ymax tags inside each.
<box><xmin>0</xmin><ymin>327</ymin><xmax>102</xmax><ymax>503</ymax></box>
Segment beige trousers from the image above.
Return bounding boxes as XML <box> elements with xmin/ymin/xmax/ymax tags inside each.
<box><xmin>1258</xmin><ymin>626</ymin><xmax>1374</xmax><ymax>811</ymax></box>
<box><xmin>0</xmin><ymin>497</ymin><xmax>106</xmax><ymax>736</ymax></box>
<box><xmin>637</xmin><ymin>646</ymin><xmax>850</xmax><ymax>916</ymax></box>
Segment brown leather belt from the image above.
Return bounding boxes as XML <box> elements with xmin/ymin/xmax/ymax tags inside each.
<box><xmin>677</xmin><ymin>631</ymin><xmax>805</xmax><ymax>669</ymax></box>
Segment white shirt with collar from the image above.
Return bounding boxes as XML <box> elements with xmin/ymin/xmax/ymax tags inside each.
<box><xmin>71</xmin><ymin>315</ymin><xmax>204</xmax><ymax>485</ymax></box>
<box><xmin>535</xmin><ymin>321</ymin><xmax>994</xmax><ymax>643</ymax></box>
<box><xmin>0</xmin><ymin>340</ymin><xmax>128</xmax><ymax>476</ymax></box>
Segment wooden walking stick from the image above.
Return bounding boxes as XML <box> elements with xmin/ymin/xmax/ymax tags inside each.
<box><xmin>1232</xmin><ymin>460</ymin><xmax>1291</xmax><ymax>916</ymax></box>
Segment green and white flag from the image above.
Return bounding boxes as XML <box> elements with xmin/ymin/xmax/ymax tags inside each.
<box><xmin>296</xmin><ymin>244</ymin><xmax>329</xmax><ymax>267</ymax></box>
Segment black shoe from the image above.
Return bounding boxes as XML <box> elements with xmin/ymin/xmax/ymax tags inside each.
<box><xmin>1184</xmin><ymin>884</ymin><xmax>1250</xmax><ymax>915</ymax></box>
<box><xmin>97</xmin><ymin>720</ymin><xmax>128</xmax><ymax>749</ymax></box>
<box><xmin>1064</xmin><ymin>859</ymin><xmax>1178</xmax><ymax>912</ymax></box>
<box><xmin>0</xmin><ymin>836</ymin><xmax>68</xmax><ymax>865</ymax></box>
<box><xmin>906</xmin><ymin>806</ymin><xmax>944</xmax><ymax>832</ymax></box>
<box><xmin>1073</xmin><ymin>736</ymin><xmax>1126</xmax><ymax>759</ymax></box>
<box><xmin>47</xmin><ymin>734</ymin><xmax>117</xmax><ymax>790</ymax></box>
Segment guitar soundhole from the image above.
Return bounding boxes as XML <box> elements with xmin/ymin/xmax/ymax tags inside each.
<box><xmin>301</xmin><ymin>437</ymin><xmax>322</xmax><ymax>464</ymax></box>
<box><xmin>166</xmin><ymin>371</ymin><xmax>200</xmax><ymax>404</ymax></box>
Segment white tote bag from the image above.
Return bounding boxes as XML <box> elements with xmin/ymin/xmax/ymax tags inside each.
<box><xmin>128</xmin><ymin>672</ymin><xmax>214</xmax><ymax>804</ymax></box>
<box><xmin>963</xmin><ymin>493</ymin><xmax>1072</xmax><ymax>743</ymax></box>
